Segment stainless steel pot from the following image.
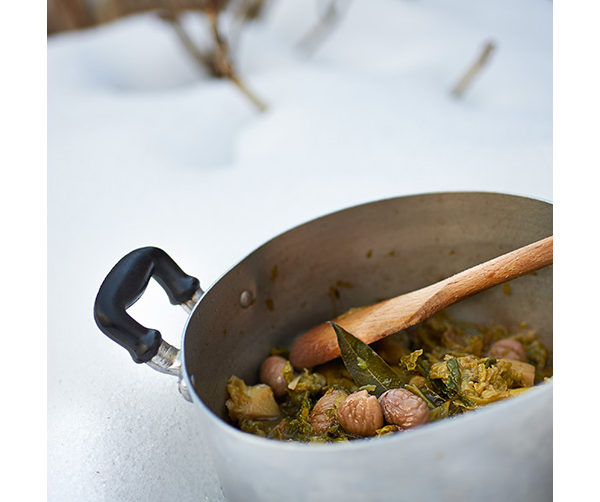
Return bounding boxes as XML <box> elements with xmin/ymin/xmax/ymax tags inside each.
<box><xmin>94</xmin><ymin>192</ymin><xmax>552</xmax><ymax>502</ymax></box>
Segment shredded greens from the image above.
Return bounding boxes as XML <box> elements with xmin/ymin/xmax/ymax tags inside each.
<box><xmin>225</xmin><ymin>311</ymin><xmax>552</xmax><ymax>442</ymax></box>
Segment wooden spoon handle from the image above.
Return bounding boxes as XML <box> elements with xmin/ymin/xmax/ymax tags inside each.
<box><xmin>289</xmin><ymin>236</ymin><xmax>553</xmax><ymax>369</ymax></box>
<box><xmin>410</xmin><ymin>235</ymin><xmax>554</xmax><ymax>322</ymax></box>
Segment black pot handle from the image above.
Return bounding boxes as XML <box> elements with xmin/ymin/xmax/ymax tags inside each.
<box><xmin>94</xmin><ymin>247</ymin><xmax>200</xmax><ymax>364</ymax></box>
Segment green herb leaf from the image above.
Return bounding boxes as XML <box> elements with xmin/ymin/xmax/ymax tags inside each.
<box><xmin>399</xmin><ymin>349</ymin><xmax>424</xmax><ymax>371</ymax></box>
<box><xmin>484</xmin><ymin>357</ymin><xmax>497</xmax><ymax>368</ymax></box>
<box><xmin>358</xmin><ymin>384</ymin><xmax>377</xmax><ymax>392</ymax></box>
<box><xmin>404</xmin><ymin>383</ymin><xmax>436</xmax><ymax>409</ymax></box>
<box><xmin>375</xmin><ymin>425</ymin><xmax>399</xmax><ymax>436</ymax></box>
<box><xmin>428</xmin><ymin>400</ymin><xmax>452</xmax><ymax>422</ymax></box>
<box><xmin>331</xmin><ymin>322</ymin><xmax>404</xmax><ymax>397</ymax></box>
<box><xmin>446</xmin><ymin>358</ymin><xmax>462</xmax><ymax>392</ymax></box>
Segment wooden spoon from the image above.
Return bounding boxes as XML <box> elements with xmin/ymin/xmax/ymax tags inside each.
<box><xmin>289</xmin><ymin>236</ymin><xmax>553</xmax><ymax>369</ymax></box>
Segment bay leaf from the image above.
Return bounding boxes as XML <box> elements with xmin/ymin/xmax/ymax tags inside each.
<box><xmin>331</xmin><ymin>322</ymin><xmax>404</xmax><ymax>397</ymax></box>
<box><xmin>446</xmin><ymin>357</ymin><xmax>462</xmax><ymax>392</ymax></box>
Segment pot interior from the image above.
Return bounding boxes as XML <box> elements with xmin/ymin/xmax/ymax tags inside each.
<box><xmin>183</xmin><ymin>192</ymin><xmax>552</xmax><ymax>419</ymax></box>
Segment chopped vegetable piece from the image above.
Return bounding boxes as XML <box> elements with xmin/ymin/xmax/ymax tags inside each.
<box><xmin>226</xmin><ymin>376</ymin><xmax>280</xmax><ymax>421</ymax></box>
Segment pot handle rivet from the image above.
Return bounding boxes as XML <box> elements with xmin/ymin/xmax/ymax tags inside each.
<box><xmin>240</xmin><ymin>290</ymin><xmax>255</xmax><ymax>308</ymax></box>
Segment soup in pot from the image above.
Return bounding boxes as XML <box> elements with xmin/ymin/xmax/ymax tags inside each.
<box><xmin>225</xmin><ymin>311</ymin><xmax>552</xmax><ymax>442</ymax></box>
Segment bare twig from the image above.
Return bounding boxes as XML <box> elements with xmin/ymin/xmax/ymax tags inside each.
<box><xmin>296</xmin><ymin>0</ymin><xmax>352</xmax><ymax>55</ymax></box>
<box><xmin>206</xmin><ymin>9</ymin><xmax>267</xmax><ymax>110</ymax></box>
<box><xmin>228</xmin><ymin>74</ymin><xmax>268</xmax><ymax>111</ymax></box>
<box><xmin>229</xmin><ymin>0</ymin><xmax>270</xmax><ymax>51</ymax></box>
<box><xmin>48</xmin><ymin>0</ymin><xmax>206</xmax><ymax>34</ymax></box>
<box><xmin>161</xmin><ymin>7</ymin><xmax>267</xmax><ymax>111</ymax></box>
<box><xmin>160</xmin><ymin>12</ymin><xmax>215</xmax><ymax>73</ymax></box>
<box><xmin>233</xmin><ymin>0</ymin><xmax>269</xmax><ymax>23</ymax></box>
<box><xmin>49</xmin><ymin>0</ymin><xmax>267</xmax><ymax>111</ymax></box>
<box><xmin>48</xmin><ymin>0</ymin><xmax>93</xmax><ymax>33</ymax></box>
<box><xmin>451</xmin><ymin>41</ymin><xmax>496</xmax><ymax>98</ymax></box>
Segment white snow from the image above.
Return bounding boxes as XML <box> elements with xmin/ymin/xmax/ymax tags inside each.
<box><xmin>47</xmin><ymin>1</ymin><xmax>552</xmax><ymax>500</ymax></box>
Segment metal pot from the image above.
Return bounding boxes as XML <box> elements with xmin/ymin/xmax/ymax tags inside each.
<box><xmin>94</xmin><ymin>192</ymin><xmax>552</xmax><ymax>502</ymax></box>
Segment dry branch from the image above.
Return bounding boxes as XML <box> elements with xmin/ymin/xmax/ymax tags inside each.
<box><xmin>48</xmin><ymin>0</ymin><xmax>207</xmax><ymax>34</ymax></box>
<box><xmin>48</xmin><ymin>0</ymin><xmax>267</xmax><ymax>111</ymax></box>
<box><xmin>161</xmin><ymin>8</ymin><xmax>267</xmax><ymax>111</ymax></box>
<box><xmin>296</xmin><ymin>0</ymin><xmax>352</xmax><ymax>55</ymax></box>
<box><xmin>451</xmin><ymin>41</ymin><xmax>496</xmax><ymax>98</ymax></box>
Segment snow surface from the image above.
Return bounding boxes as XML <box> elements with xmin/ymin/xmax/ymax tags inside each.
<box><xmin>48</xmin><ymin>0</ymin><xmax>552</xmax><ymax>500</ymax></box>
